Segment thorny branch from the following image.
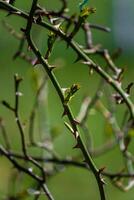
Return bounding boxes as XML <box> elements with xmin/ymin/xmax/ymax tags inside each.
<box><xmin>0</xmin><ymin>0</ymin><xmax>134</xmax><ymax>199</ymax></box>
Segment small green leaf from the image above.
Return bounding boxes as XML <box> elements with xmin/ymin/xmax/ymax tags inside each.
<box><xmin>80</xmin><ymin>7</ymin><xmax>96</xmax><ymax>18</ymax></box>
<box><xmin>63</xmin><ymin>84</ymin><xmax>80</xmax><ymax>104</ymax></box>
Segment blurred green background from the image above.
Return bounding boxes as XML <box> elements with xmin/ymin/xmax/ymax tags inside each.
<box><xmin>0</xmin><ymin>0</ymin><xmax>134</xmax><ymax>199</ymax></box>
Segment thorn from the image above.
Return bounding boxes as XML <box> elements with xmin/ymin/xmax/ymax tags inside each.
<box><xmin>73</xmin><ymin>142</ymin><xmax>80</xmax><ymax>149</ymax></box>
<box><xmin>75</xmin><ymin>131</ymin><xmax>79</xmax><ymax>138</ymax></box>
<box><xmin>36</xmin><ymin>15</ymin><xmax>42</xmax><ymax>23</ymax></box>
<box><xmin>64</xmin><ymin>122</ymin><xmax>78</xmax><ymax>138</ymax></box>
<box><xmin>14</xmin><ymin>74</ymin><xmax>23</xmax><ymax>83</ymax></box>
<box><xmin>99</xmin><ymin>166</ymin><xmax>106</xmax><ymax>174</ymax></box>
<box><xmin>101</xmin><ymin>178</ymin><xmax>106</xmax><ymax>185</ymax></box>
<box><xmin>74</xmin><ymin>55</ymin><xmax>82</xmax><ymax>63</ymax></box>
<box><xmin>49</xmin><ymin>66</ymin><xmax>56</xmax><ymax>71</ymax></box>
<box><xmin>82</xmin><ymin>61</ymin><xmax>92</xmax><ymax>66</ymax></box>
<box><xmin>73</xmin><ymin>119</ymin><xmax>80</xmax><ymax>125</ymax></box>
<box><xmin>62</xmin><ymin>109</ymin><xmax>67</xmax><ymax>117</ymax></box>
<box><xmin>125</xmin><ymin>82</ymin><xmax>134</xmax><ymax>94</ymax></box>
<box><xmin>32</xmin><ymin>58</ymin><xmax>40</xmax><ymax>66</ymax></box>
<box><xmin>15</xmin><ymin>92</ymin><xmax>23</xmax><ymax>97</ymax></box>
<box><xmin>20</xmin><ymin>28</ymin><xmax>26</xmax><ymax>33</ymax></box>
<box><xmin>116</xmin><ymin>68</ymin><xmax>125</xmax><ymax>82</ymax></box>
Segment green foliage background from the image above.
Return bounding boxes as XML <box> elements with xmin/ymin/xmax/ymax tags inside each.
<box><xmin>0</xmin><ymin>0</ymin><xmax>134</xmax><ymax>199</ymax></box>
